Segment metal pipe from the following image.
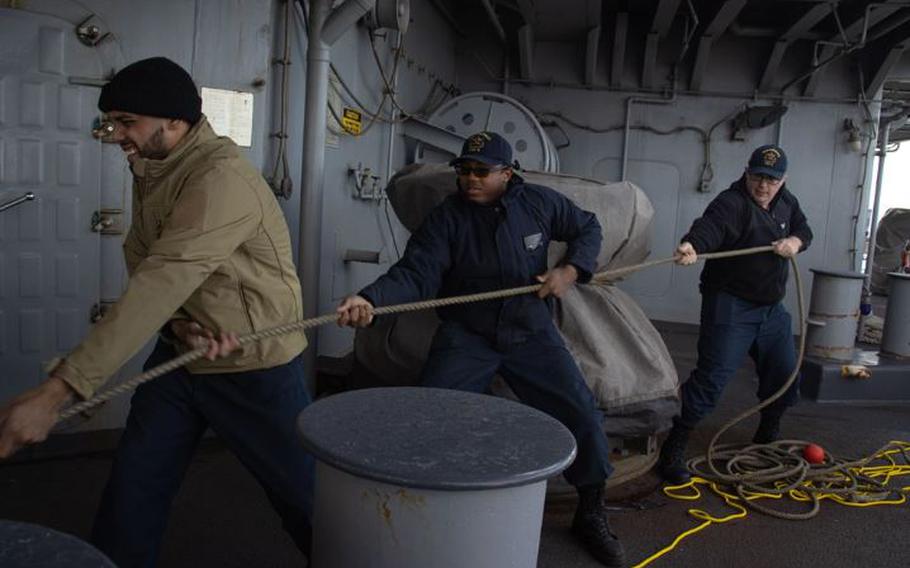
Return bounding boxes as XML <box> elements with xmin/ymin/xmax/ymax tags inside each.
<box><xmin>502</xmin><ymin>51</ymin><xmax>510</xmax><ymax>96</ymax></box>
<box><xmin>298</xmin><ymin>0</ymin><xmax>375</xmax><ymax>378</ymax></box>
<box><xmin>728</xmin><ymin>21</ymin><xmax>826</xmax><ymax>40</ymax></box>
<box><xmin>480</xmin><ymin>0</ymin><xmax>507</xmax><ymax>44</ymax></box>
<box><xmin>385</xmin><ymin>31</ymin><xmax>402</xmax><ymax>184</ymax></box>
<box><xmin>487</xmin><ymin>75</ymin><xmax>905</xmax><ymax>105</ymax></box>
<box><xmin>323</xmin><ymin>0</ymin><xmax>373</xmax><ymax>45</ymax></box>
<box><xmin>852</xmin><ymin>112</ymin><xmax>879</xmax><ymax>270</ymax></box>
<box><xmin>864</xmin><ymin>123</ymin><xmax>891</xmax><ymax>279</ymax></box>
<box><xmin>775</xmin><ymin>106</ymin><xmax>785</xmax><ymax>146</ymax></box>
<box><xmin>622</xmin><ymin>94</ymin><xmax>676</xmax><ymax>180</ymax></box>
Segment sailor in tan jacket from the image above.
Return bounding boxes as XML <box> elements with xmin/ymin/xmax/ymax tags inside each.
<box><xmin>0</xmin><ymin>57</ymin><xmax>314</xmax><ymax>566</ymax></box>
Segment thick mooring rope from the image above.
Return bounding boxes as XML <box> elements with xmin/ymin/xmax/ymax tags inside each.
<box><xmin>58</xmin><ymin>245</ymin><xmax>776</xmax><ymax>420</ymax></box>
<box><xmin>53</xmin><ymin>240</ymin><xmax>910</xmax><ymax>567</ymax></box>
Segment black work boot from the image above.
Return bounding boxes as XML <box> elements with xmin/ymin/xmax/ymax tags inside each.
<box><xmin>752</xmin><ymin>407</ymin><xmax>785</xmax><ymax>444</ymax></box>
<box><xmin>572</xmin><ymin>484</ymin><xmax>625</xmax><ymax>567</ymax></box>
<box><xmin>657</xmin><ymin>424</ymin><xmax>692</xmax><ymax>485</ymax></box>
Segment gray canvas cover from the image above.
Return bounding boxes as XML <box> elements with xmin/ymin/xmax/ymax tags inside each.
<box><xmin>871</xmin><ymin>208</ymin><xmax>910</xmax><ymax>295</ymax></box>
<box><xmin>355</xmin><ymin>164</ymin><xmax>679</xmax><ymax>436</ymax></box>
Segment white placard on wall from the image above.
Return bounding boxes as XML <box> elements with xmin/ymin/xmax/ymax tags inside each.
<box><xmin>200</xmin><ymin>87</ymin><xmax>254</xmax><ymax>147</ymax></box>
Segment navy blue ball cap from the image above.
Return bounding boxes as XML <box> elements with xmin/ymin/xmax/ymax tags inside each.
<box><xmin>450</xmin><ymin>131</ymin><xmax>513</xmax><ymax>167</ymax></box>
<box><xmin>747</xmin><ymin>145</ymin><xmax>787</xmax><ymax>179</ymax></box>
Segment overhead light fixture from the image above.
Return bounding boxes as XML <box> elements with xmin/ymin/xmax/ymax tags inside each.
<box><xmin>843</xmin><ymin>118</ymin><xmax>863</xmax><ymax>153</ymax></box>
<box><xmin>731</xmin><ymin>105</ymin><xmax>788</xmax><ymax>141</ymax></box>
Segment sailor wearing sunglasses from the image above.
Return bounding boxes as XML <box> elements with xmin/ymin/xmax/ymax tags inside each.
<box><xmin>337</xmin><ymin>132</ymin><xmax>625</xmax><ymax>567</ymax></box>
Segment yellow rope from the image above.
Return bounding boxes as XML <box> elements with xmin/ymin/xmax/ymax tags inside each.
<box><xmin>630</xmin><ymin>250</ymin><xmax>909</xmax><ymax>566</ymax></box>
<box><xmin>58</xmin><ymin>245</ymin><xmax>774</xmax><ymax>420</ymax></box>
<box><xmin>633</xmin><ymin>441</ymin><xmax>910</xmax><ymax>568</ymax></box>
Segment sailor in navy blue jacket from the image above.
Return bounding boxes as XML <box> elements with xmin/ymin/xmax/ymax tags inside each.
<box><xmin>337</xmin><ymin>132</ymin><xmax>625</xmax><ymax>567</ymax></box>
<box><xmin>353</xmin><ymin>171</ymin><xmax>601</xmax><ymax>348</ymax></box>
<box><xmin>657</xmin><ymin>145</ymin><xmax>813</xmax><ymax>486</ymax></box>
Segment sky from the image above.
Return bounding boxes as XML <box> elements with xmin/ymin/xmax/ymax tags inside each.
<box><xmin>873</xmin><ymin>143</ymin><xmax>910</xmax><ymax>222</ymax></box>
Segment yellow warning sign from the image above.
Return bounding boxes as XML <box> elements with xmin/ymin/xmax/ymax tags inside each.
<box><xmin>341</xmin><ymin>108</ymin><xmax>362</xmax><ymax>135</ymax></box>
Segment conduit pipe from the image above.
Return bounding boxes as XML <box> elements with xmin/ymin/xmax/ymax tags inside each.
<box><xmin>298</xmin><ymin>0</ymin><xmax>376</xmax><ymax>376</ymax></box>
<box><xmin>621</xmin><ymin>94</ymin><xmax>676</xmax><ymax>180</ymax></box>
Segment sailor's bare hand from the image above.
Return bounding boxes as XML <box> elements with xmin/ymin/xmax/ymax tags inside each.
<box><xmin>203</xmin><ymin>332</ymin><xmax>241</xmax><ymax>361</ymax></box>
<box><xmin>337</xmin><ymin>295</ymin><xmax>375</xmax><ymax>327</ymax></box>
<box><xmin>536</xmin><ymin>265</ymin><xmax>578</xmax><ymax>298</ymax></box>
<box><xmin>676</xmin><ymin>242</ymin><xmax>698</xmax><ymax>265</ymax></box>
<box><xmin>0</xmin><ymin>377</ymin><xmax>75</xmax><ymax>459</ymax></box>
<box><xmin>772</xmin><ymin>236</ymin><xmax>802</xmax><ymax>258</ymax></box>
<box><xmin>171</xmin><ymin>320</ymin><xmax>240</xmax><ymax>359</ymax></box>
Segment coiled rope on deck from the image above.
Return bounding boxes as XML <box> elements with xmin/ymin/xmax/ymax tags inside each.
<box><xmin>632</xmin><ymin>252</ymin><xmax>910</xmax><ymax>568</ymax></box>
<box><xmin>58</xmin><ymin>245</ymin><xmax>776</xmax><ymax>420</ymax></box>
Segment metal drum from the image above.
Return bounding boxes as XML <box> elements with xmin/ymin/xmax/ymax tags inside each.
<box><xmin>881</xmin><ymin>272</ymin><xmax>910</xmax><ymax>358</ymax></box>
<box><xmin>806</xmin><ymin>269</ymin><xmax>865</xmax><ymax>360</ymax></box>
<box><xmin>419</xmin><ymin>91</ymin><xmax>560</xmax><ymax>173</ymax></box>
<box><xmin>297</xmin><ymin>387</ymin><xmax>576</xmax><ymax>568</ymax></box>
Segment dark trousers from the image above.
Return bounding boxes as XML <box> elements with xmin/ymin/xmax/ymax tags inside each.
<box><xmin>420</xmin><ymin>321</ymin><xmax>613</xmax><ymax>487</ymax></box>
<box><xmin>91</xmin><ymin>341</ymin><xmax>314</xmax><ymax>568</ymax></box>
<box><xmin>678</xmin><ymin>290</ymin><xmax>800</xmax><ymax>429</ymax></box>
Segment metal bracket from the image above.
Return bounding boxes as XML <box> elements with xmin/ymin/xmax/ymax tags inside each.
<box><xmin>343</xmin><ymin>249</ymin><xmax>381</xmax><ymax>264</ymax></box>
<box><xmin>75</xmin><ymin>15</ymin><xmax>111</xmax><ymax>47</ymax></box>
<box><xmin>90</xmin><ymin>299</ymin><xmax>117</xmax><ymax>323</ymax></box>
<box><xmin>91</xmin><ymin>209</ymin><xmax>124</xmax><ymax>234</ymax></box>
<box><xmin>349</xmin><ymin>162</ymin><xmax>384</xmax><ymax>200</ymax></box>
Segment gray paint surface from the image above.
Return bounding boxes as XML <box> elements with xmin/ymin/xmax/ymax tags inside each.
<box><xmin>298</xmin><ymin>387</ymin><xmax>576</xmax><ymax>490</ymax></box>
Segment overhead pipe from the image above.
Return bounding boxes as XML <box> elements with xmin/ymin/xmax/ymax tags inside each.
<box><xmin>480</xmin><ymin>0</ymin><xmax>507</xmax><ymax>45</ymax></box>
<box><xmin>488</xmin><ymin>74</ymin><xmax>908</xmax><ymax>105</ymax></box>
<box><xmin>323</xmin><ymin>0</ymin><xmax>374</xmax><ymax>44</ymax></box>
<box><xmin>298</xmin><ymin>0</ymin><xmax>376</xmax><ymax>378</ymax></box>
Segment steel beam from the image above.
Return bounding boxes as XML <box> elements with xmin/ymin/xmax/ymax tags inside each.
<box><xmin>518</xmin><ymin>24</ymin><xmax>534</xmax><ymax>80</ymax></box>
<box><xmin>804</xmin><ymin>0</ymin><xmax>904</xmax><ymax>96</ymax></box>
<box><xmin>611</xmin><ymin>12</ymin><xmax>628</xmax><ymax>87</ymax></box>
<box><xmin>866</xmin><ymin>44</ymin><xmax>908</xmax><ymax>98</ymax></box>
<box><xmin>642</xmin><ymin>32</ymin><xmax>660</xmax><ymax>88</ymax></box>
<box><xmin>758</xmin><ymin>3</ymin><xmax>831</xmax><ymax>93</ymax></box>
<box><xmin>689</xmin><ymin>0</ymin><xmax>747</xmax><ymax>91</ymax></box>
<box><xmin>586</xmin><ymin>26</ymin><xmax>600</xmax><ymax>85</ymax></box>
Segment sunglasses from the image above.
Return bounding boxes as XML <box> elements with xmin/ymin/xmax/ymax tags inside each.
<box><xmin>454</xmin><ymin>165</ymin><xmax>507</xmax><ymax>178</ymax></box>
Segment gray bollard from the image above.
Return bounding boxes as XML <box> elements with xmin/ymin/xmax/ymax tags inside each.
<box><xmin>806</xmin><ymin>269</ymin><xmax>865</xmax><ymax>360</ymax></box>
<box><xmin>881</xmin><ymin>272</ymin><xmax>910</xmax><ymax>358</ymax></box>
<box><xmin>297</xmin><ymin>387</ymin><xmax>577</xmax><ymax>568</ymax></box>
<box><xmin>0</xmin><ymin>520</ymin><xmax>116</xmax><ymax>567</ymax></box>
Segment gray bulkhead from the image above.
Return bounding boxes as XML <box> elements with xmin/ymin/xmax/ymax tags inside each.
<box><xmin>2</xmin><ymin>0</ymin><xmax>908</xmax><ymax>434</ymax></box>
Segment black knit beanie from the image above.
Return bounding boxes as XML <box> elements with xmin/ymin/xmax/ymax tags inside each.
<box><xmin>98</xmin><ymin>57</ymin><xmax>202</xmax><ymax>124</ymax></box>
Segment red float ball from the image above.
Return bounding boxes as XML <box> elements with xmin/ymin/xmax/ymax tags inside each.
<box><xmin>803</xmin><ymin>443</ymin><xmax>825</xmax><ymax>464</ymax></box>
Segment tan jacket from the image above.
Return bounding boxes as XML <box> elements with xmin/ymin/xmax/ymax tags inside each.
<box><xmin>55</xmin><ymin>118</ymin><xmax>306</xmax><ymax>399</ymax></box>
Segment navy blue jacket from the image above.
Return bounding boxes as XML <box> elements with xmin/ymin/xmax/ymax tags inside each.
<box><xmin>683</xmin><ymin>177</ymin><xmax>813</xmax><ymax>305</ymax></box>
<box><xmin>359</xmin><ymin>177</ymin><xmax>603</xmax><ymax>347</ymax></box>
